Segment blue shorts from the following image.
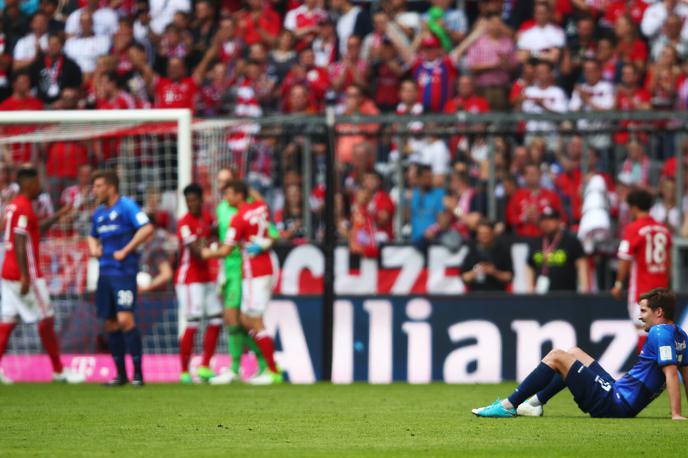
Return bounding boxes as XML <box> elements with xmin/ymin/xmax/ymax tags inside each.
<box><xmin>95</xmin><ymin>275</ymin><xmax>138</xmax><ymax>320</ymax></box>
<box><xmin>566</xmin><ymin>361</ymin><xmax>634</xmax><ymax>418</ymax></box>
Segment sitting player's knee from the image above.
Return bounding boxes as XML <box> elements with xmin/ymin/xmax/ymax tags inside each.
<box><xmin>567</xmin><ymin>346</ymin><xmax>582</xmax><ymax>355</ymax></box>
<box><xmin>544</xmin><ymin>348</ymin><xmax>566</xmax><ymax>362</ymax></box>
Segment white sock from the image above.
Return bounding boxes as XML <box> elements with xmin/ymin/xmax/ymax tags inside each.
<box><xmin>501</xmin><ymin>399</ymin><xmax>514</xmax><ymax>409</ymax></box>
<box><xmin>528</xmin><ymin>395</ymin><xmax>542</xmax><ymax>407</ymax></box>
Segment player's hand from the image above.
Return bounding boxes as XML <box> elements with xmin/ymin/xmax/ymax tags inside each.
<box><xmin>201</xmin><ymin>247</ymin><xmax>213</xmax><ymax>259</ymax></box>
<box><xmin>113</xmin><ymin>249</ymin><xmax>127</xmax><ymax>261</ymax></box>
<box><xmin>20</xmin><ymin>275</ymin><xmax>30</xmax><ymax>296</ymax></box>
<box><xmin>246</xmin><ymin>243</ymin><xmax>263</xmax><ymax>256</ymax></box>
<box><xmin>91</xmin><ymin>245</ymin><xmax>103</xmax><ymax>258</ymax></box>
<box><xmin>611</xmin><ymin>286</ymin><xmax>623</xmax><ymax>299</ymax></box>
<box><xmin>672</xmin><ymin>414</ymin><xmax>687</xmax><ymax>420</ymax></box>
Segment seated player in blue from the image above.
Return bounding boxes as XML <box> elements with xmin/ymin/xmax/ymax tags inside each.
<box><xmin>88</xmin><ymin>170</ymin><xmax>153</xmax><ymax>386</ymax></box>
<box><xmin>473</xmin><ymin>287</ymin><xmax>688</xmax><ymax>420</ymax></box>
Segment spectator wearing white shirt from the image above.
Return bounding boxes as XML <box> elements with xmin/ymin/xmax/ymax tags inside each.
<box><xmin>149</xmin><ymin>0</ymin><xmax>191</xmax><ymax>36</ymax></box>
<box><xmin>64</xmin><ymin>11</ymin><xmax>110</xmax><ymax>77</ymax></box>
<box><xmin>65</xmin><ymin>0</ymin><xmax>118</xmax><ymax>38</ymax></box>
<box><xmin>283</xmin><ymin>0</ymin><xmax>326</xmax><ymax>47</ymax></box>
<box><xmin>569</xmin><ymin>59</ymin><xmax>615</xmax><ymax>150</ymax></box>
<box><xmin>516</xmin><ymin>2</ymin><xmax>565</xmax><ymax>65</ymax></box>
<box><xmin>408</xmin><ymin>132</ymin><xmax>450</xmax><ymax>186</ymax></box>
<box><xmin>330</xmin><ymin>0</ymin><xmax>372</xmax><ymax>56</ymax></box>
<box><xmin>651</xmin><ymin>14</ymin><xmax>688</xmax><ymax>61</ymax></box>
<box><xmin>640</xmin><ymin>0</ymin><xmax>688</xmax><ymax>43</ymax></box>
<box><xmin>13</xmin><ymin>11</ymin><xmax>49</xmax><ymax>71</ymax></box>
<box><xmin>521</xmin><ymin>61</ymin><xmax>568</xmax><ymax>151</ymax></box>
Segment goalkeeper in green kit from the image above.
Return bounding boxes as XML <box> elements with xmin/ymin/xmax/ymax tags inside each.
<box><xmin>210</xmin><ymin>169</ymin><xmax>281</xmax><ymax>384</ymax></box>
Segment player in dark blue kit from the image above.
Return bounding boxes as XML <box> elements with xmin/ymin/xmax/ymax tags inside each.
<box><xmin>88</xmin><ymin>170</ymin><xmax>153</xmax><ymax>386</ymax></box>
<box><xmin>473</xmin><ymin>288</ymin><xmax>688</xmax><ymax>420</ymax></box>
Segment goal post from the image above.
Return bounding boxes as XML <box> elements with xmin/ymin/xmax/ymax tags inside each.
<box><xmin>0</xmin><ymin>109</ymin><xmax>193</xmax><ymax>218</ymax></box>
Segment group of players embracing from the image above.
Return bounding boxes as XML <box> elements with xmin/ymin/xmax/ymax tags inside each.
<box><xmin>0</xmin><ymin>166</ymin><xmax>282</xmax><ymax>386</ymax></box>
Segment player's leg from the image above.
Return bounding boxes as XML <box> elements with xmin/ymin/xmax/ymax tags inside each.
<box><xmin>198</xmin><ymin>283</ymin><xmax>222</xmax><ymax>381</ymax></box>
<box><xmin>210</xmin><ymin>273</ymin><xmax>243</xmax><ymax>385</ymax></box>
<box><xmin>473</xmin><ymin>348</ymin><xmax>578</xmax><ymax>417</ymax></box>
<box><xmin>114</xmin><ymin>275</ymin><xmax>143</xmax><ymax>385</ymax></box>
<box><xmin>97</xmin><ymin>276</ymin><xmax>128</xmax><ymax>385</ymax></box>
<box><xmin>241</xmin><ymin>276</ymin><xmax>280</xmax><ymax>384</ymax></box>
<box><xmin>518</xmin><ymin>347</ymin><xmax>597</xmax><ymax>416</ymax></box>
<box><xmin>177</xmin><ymin>284</ymin><xmax>198</xmax><ymax>384</ymax></box>
<box><xmin>13</xmin><ymin>278</ymin><xmax>83</xmax><ymax>383</ymax></box>
<box><xmin>0</xmin><ymin>281</ymin><xmax>20</xmax><ymax>384</ymax></box>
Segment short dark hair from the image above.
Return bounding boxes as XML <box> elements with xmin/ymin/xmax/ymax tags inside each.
<box><xmin>91</xmin><ymin>169</ymin><xmax>119</xmax><ymax>191</ymax></box>
<box><xmin>626</xmin><ymin>189</ymin><xmax>653</xmax><ymax>211</ymax></box>
<box><xmin>639</xmin><ymin>288</ymin><xmax>676</xmax><ymax>320</ymax></box>
<box><xmin>183</xmin><ymin>183</ymin><xmax>203</xmax><ymax>198</ymax></box>
<box><xmin>16</xmin><ymin>167</ymin><xmax>38</xmax><ymax>183</ymax></box>
<box><xmin>223</xmin><ymin>179</ymin><xmax>248</xmax><ymax>197</ymax></box>
<box><xmin>416</xmin><ymin>164</ymin><xmax>432</xmax><ymax>176</ymax></box>
<box><xmin>477</xmin><ymin>218</ymin><xmax>495</xmax><ymax>230</ymax></box>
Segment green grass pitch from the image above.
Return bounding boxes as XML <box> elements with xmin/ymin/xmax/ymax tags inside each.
<box><xmin>1</xmin><ymin>383</ymin><xmax>685</xmax><ymax>457</ymax></box>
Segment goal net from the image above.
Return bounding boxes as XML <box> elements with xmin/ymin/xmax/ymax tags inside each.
<box><xmin>0</xmin><ymin>109</ymin><xmax>271</xmax><ymax>382</ymax></box>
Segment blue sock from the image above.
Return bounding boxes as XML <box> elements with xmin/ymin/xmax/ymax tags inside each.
<box><xmin>124</xmin><ymin>327</ymin><xmax>143</xmax><ymax>377</ymax></box>
<box><xmin>108</xmin><ymin>330</ymin><xmax>126</xmax><ymax>379</ymax></box>
<box><xmin>507</xmin><ymin>362</ymin><xmax>556</xmax><ymax>407</ymax></box>
<box><xmin>535</xmin><ymin>374</ymin><xmax>565</xmax><ymax>404</ymax></box>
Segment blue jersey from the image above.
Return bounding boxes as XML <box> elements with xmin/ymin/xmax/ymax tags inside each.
<box><xmin>90</xmin><ymin>197</ymin><xmax>150</xmax><ymax>276</ymax></box>
<box><xmin>614</xmin><ymin>324</ymin><xmax>688</xmax><ymax>414</ymax></box>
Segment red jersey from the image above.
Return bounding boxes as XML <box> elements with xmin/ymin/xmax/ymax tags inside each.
<box><xmin>368</xmin><ymin>190</ymin><xmax>395</xmax><ymax>241</ymax></box>
<box><xmin>176</xmin><ymin>211</ymin><xmax>214</xmax><ymax>284</ymax></box>
<box><xmin>443</xmin><ymin>95</ymin><xmax>490</xmax><ymax>114</ymax></box>
<box><xmin>507</xmin><ymin>188</ymin><xmax>565</xmax><ymax>237</ymax></box>
<box><xmin>615</xmin><ymin>87</ymin><xmax>651</xmax><ymax>144</ymax></box>
<box><xmin>618</xmin><ymin>216</ymin><xmax>671</xmax><ymax>305</ymax></box>
<box><xmin>155</xmin><ymin>77</ymin><xmax>198</xmax><ymax>111</ymax></box>
<box><xmin>1</xmin><ymin>194</ymin><xmax>42</xmax><ymax>280</ymax></box>
<box><xmin>225</xmin><ymin>201</ymin><xmax>274</xmax><ymax>278</ymax></box>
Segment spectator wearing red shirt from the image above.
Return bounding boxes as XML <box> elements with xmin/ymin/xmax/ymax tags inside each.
<box><xmin>238</xmin><ymin>0</ymin><xmax>281</xmax><ymax>48</ymax></box>
<box><xmin>330</xmin><ymin>35</ymin><xmax>368</xmax><ymax>94</ymax></box>
<box><xmin>45</xmin><ymin>88</ymin><xmax>89</xmax><ymax>200</ymax></box>
<box><xmin>368</xmin><ymin>37</ymin><xmax>404</xmax><ymax>112</ymax></box>
<box><xmin>509</xmin><ymin>57</ymin><xmax>536</xmax><ymax>110</ymax></box>
<box><xmin>95</xmin><ymin>71</ymin><xmax>135</xmax><ymax>109</ymax></box>
<box><xmin>280</xmin><ymin>48</ymin><xmax>329</xmax><ymax>110</ymax></box>
<box><xmin>0</xmin><ymin>72</ymin><xmax>44</xmax><ymax>164</ymax></box>
<box><xmin>614</xmin><ymin>14</ymin><xmax>648</xmax><ymax>74</ymax></box>
<box><xmin>283</xmin><ymin>0</ymin><xmax>326</xmax><ymax>50</ymax></box>
<box><xmin>615</xmin><ymin>63</ymin><xmax>651</xmax><ymax>145</ymax></box>
<box><xmin>133</xmin><ymin>40</ymin><xmax>216</xmax><ymax>112</ymax></box>
<box><xmin>362</xmin><ymin>170</ymin><xmax>395</xmax><ymax>241</ymax></box>
<box><xmin>444</xmin><ymin>75</ymin><xmax>490</xmax><ymax>153</ymax></box>
<box><xmin>507</xmin><ymin>163</ymin><xmax>564</xmax><ymax>237</ymax></box>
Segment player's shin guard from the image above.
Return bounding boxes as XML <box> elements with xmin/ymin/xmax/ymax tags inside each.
<box><xmin>202</xmin><ymin>320</ymin><xmax>222</xmax><ymax>367</ymax></box>
<box><xmin>0</xmin><ymin>322</ymin><xmax>17</xmax><ymax>360</ymax></box>
<box><xmin>179</xmin><ymin>325</ymin><xmax>197</xmax><ymax>373</ymax></box>
<box><xmin>227</xmin><ymin>325</ymin><xmax>244</xmax><ymax>374</ymax></box>
<box><xmin>252</xmin><ymin>330</ymin><xmax>277</xmax><ymax>373</ymax></box>
<box><xmin>38</xmin><ymin>317</ymin><xmax>63</xmax><ymax>373</ymax></box>
<box><xmin>108</xmin><ymin>330</ymin><xmax>127</xmax><ymax>379</ymax></box>
<box><xmin>507</xmin><ymin>362</ymin><xmax>556</xmax><ymax>408</ymax></box>
<box><xmin>124</xmin><ymin>327</ymin><xmax>143</xmax><ymax>377</ymax></box>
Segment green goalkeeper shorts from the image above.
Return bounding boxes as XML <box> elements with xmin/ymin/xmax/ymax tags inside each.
<box><xmin>222</xmin><ymin>268</ymin><xmax>242</xmax><ymax>309</ymax></box>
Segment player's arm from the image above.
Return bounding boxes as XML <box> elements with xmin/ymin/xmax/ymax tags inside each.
<box><xmin>662</xmin><ymin>364</ymin><xmax>686</xmax><ymax>420</ymax></box>
<box><xmin>202</xmin><ymin>241</ymin><xmax>233</xmax><ymax>259</ymax></box>
<box><xmin>575</xmin><ymin>257</ymin><xmax>590</xmax><ymax>293</ymax></box>
<box><xmin>87</xmin><ymin>236</ymin><xmax>103</xmax><ymax>258</ymax></box>
<box><xmin>612</xmin><ymin>258</ymin><xmax>630</xmax><ymax>299</ymax></box>
<box><xmin>39</xmin><ymin>204</ymin><xmax>73</xmax><ymax>234</ymax></box>
<box><xmin>140</xmin><ymin>260</ymin><xmax>173</xmax><ymax>293</ymax></box>
<box><xmin>113</xmin><ymin>223</ymin><xmax>154</xmax><ymax>261</ymax></box>
<box><xmin>14</xmin><ymin>232</ymin><xmax>30</xmax><ymax>295</ymax></box>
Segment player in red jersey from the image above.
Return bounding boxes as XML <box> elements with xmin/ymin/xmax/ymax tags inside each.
<box><xmin>176</xmin><ymin>184</ymin><xmax>222</xmax><ymax>384</ymax></box>
<box><xmin>0</xmin><ymin>168</ymin><xmax>83</xmax><ymax>384</ymax></box>
<box><xmin>202</xmin><ymin>180</ymin><xmax>281</xmax><ymax>385</ymax></box>
<box><xmin>612</xmin><ymin>189</ymin><xmax>672</xmax><ymax>352</ymax></box>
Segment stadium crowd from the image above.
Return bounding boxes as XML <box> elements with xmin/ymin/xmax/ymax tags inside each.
<box><xmin>1</xmin><ymin>0</ymin><xmax>688</xmax><ymax>292</ymax></box>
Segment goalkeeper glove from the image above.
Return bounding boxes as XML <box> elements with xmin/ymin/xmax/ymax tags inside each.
<box><xmin>246</xmin><ymin>243</ymin><xmax>263</xmax><ymax>256</ymax></box>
